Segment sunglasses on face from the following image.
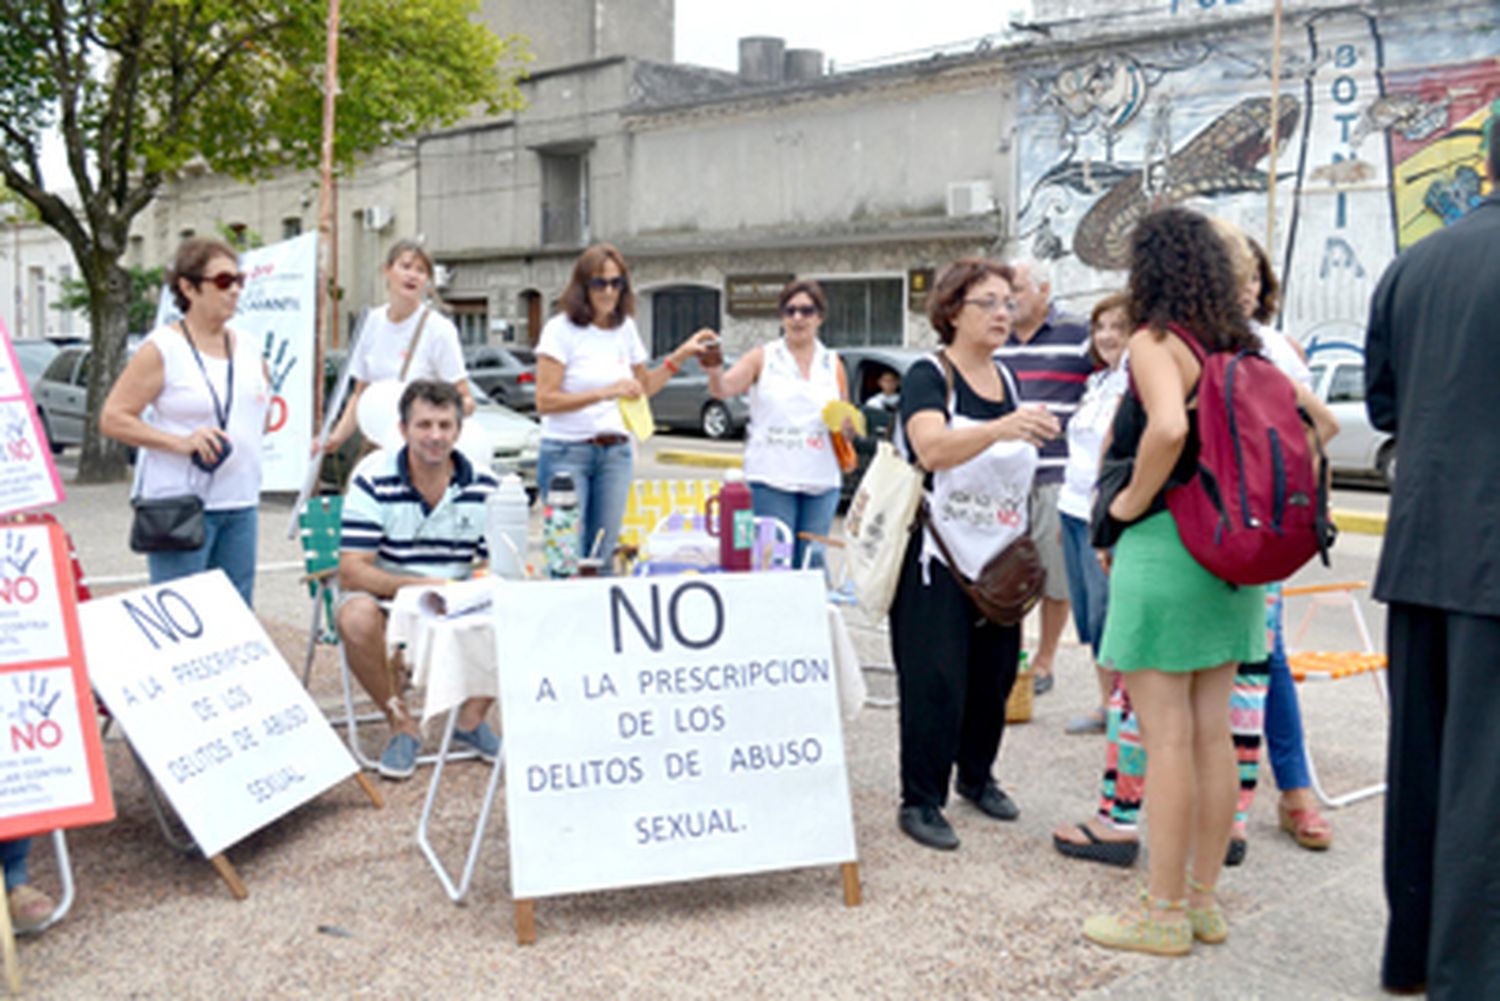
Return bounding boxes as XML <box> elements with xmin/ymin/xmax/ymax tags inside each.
<box><xmin>781</xmin><ymin>304</ymin><xmax>819</xmax><ymax>318</ymax></box>
<box><xmin>588</xmin><ymin>276</ymin><xmax>626</xmax><ymax>291</ymax></box>
<box><xmin>193</xmin><ymin>271</ymin><xmax>247</xmax><ymax>291</ymax></box>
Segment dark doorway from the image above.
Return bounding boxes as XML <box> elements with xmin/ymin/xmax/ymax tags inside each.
<box><xmin>651</xmin><ymin>286</ymin><xmax>720</xmax><ymax>357</ymax></box>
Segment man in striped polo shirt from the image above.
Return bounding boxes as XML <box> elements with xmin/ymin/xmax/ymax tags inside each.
<box><xmin>337</xmin><ymin>379</ymin><xmax>501</xmax><ymax>779</ymax></box>
<box><xmin>996</xmin><ymin>260</ymin><xmax>1093</xmax><ymax>697</ymax></box>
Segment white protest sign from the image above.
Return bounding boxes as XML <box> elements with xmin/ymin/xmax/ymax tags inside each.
<box><xmin>81</xmin><ymin>569</ymin><xmax>355</xmax><ymax>857</ymax></box>
<box><xmin>0</xmin><ymin>521</ymin><xmax>112</xmax><ymax>837</ymax></box>
<box><xmin>496</xmin><ymin>571</ymin><xmax>857</xmax><ymax>899</ymax></box>
<box><xmin>155</xmin><ymin>233</ymin><xmax>317</xmax><ymax>491</ymax></box>
<box><xmin>0</xmin><ymin>320</ymin><xmax>64</xmax><ymax>517</ymax></box>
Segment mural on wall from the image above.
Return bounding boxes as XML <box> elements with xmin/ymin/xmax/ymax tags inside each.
<box><xmin>1013</xmin><ymin>4</ymin><xmax>1499</xmax><ymax>350</ymax></box>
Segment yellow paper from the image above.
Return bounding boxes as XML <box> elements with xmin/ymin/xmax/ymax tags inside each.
<box><xmin>821</xmin><ymin>399</ymin><xmax>867</xmax><ymax>437</ymax></box>
<box><xmin>618</xmin><ymin>395</ymin><xmax>656</xmax><ymax>441</ymax></box>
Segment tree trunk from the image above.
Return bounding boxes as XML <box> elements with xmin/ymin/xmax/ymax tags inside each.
<box><xmin>75</xmin><ymin>257</ymin><xmax>134</xmax><ymax>484</ymax></box>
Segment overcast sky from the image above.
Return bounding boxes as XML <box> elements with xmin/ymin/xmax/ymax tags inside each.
<box><xmin>674</xmin><ymin>0</ymin><xmax>1032</xmax><ymax>72</ymax></box>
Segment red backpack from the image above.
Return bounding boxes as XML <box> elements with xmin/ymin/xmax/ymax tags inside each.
<box><xmin>1164</xmin><ymin>323</ymin><xmax>1333</xmax><ymax>585</ymax></box>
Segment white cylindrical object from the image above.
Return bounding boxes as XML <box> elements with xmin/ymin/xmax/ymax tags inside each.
<box><xmin>485</xmin><ymin>473</ymin><xmax>530</xmax><ymax>580</ymax></box>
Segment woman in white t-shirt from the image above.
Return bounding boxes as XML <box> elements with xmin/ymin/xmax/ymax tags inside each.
<box><xmin>703</xmin><ymin>279</ymin><xmax>851</xmax><ymax>569</ymax></box>
<box><xmin>535</xmin><ymin>244</ymin><xmax>712</xmax><ymax>568</ymax></box>
<box><xmin>102</xmin><ymin>237</ymin><xmax>271</xmax><ymax>607</ymax></box>
<box><xmin>318</xmin><ymin>239</ymin><xmax>474</xmax><ymax>455</ymax></box>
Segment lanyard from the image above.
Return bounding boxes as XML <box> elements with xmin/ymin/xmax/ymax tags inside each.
<box><xmin>181</xmin><ymin>321</ymin><xmax>234</xmax><ymax>430</ymax></box>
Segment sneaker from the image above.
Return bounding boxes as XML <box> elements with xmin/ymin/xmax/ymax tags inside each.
<box><xmin>452</xmin><ymin>721</ymin><xmax>501</xmax><ymax>762</ymax></box>
<box><xmin>9</xmin><ymin>884</ymin><xmax>55</xmax><ymax>934</ymax></box>
<box><xmin>955</xmin><ymin>779</ymin><xmax>1021</xmax><ymax>821</ymax></box>
<box><xmin>378</xmin><ymin>732</ymin><xmax>421</xmax><ymax>780</ymax></box>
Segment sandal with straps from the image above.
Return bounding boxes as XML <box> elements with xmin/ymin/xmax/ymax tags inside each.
<box><xmin>1279</xmin><ymin>800</ymin><xmax>1334</xmax><ymax>850</ymax></box>
<box><xmin>1082</xmin><ymin>887</ymin><xmax>1192</xmax><ymax>956</ymax></box>
<box><xmin>1185</xmin><ymin>873</ymin><xmax>1228</xmax><ymax>945</ymax></box>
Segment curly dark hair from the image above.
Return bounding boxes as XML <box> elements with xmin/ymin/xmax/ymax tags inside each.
<box><xmin>1127</xmin><ymin>207</ymin><xmax>1258</xmax><ymax>354</ymax></box>
<box><xmin>1246</xmin><ymin>235</ymin><xmax>1281</xmax><ymax>324</ymax></box>
<box><xmin>927</xmin><ymin>258</ymin><xmax>1014</xmax><ymax>345</ymax></box>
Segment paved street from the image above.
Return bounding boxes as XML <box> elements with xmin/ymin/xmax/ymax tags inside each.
<box><xmin>27</xmin><ymin>439</ymin><xmax>1399</xmax><ymax>999</ymax></box>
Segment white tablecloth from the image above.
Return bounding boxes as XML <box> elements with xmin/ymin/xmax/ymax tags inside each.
<box><xmin>387</xmin><ymin>581</ymin><xmax>867</xmax><ymax>730</ymax></box>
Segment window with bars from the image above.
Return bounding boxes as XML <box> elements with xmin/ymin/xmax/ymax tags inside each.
<box><xmin>817</xmin><ymin>278</ymin><xmax>904</xmax><ymax>347</ymax></box>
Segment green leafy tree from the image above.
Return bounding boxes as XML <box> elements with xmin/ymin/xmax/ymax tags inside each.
<box><xmin>0</xmin><ymin>1</ymin><xmax>529</xmax><ymax>481</ymax></box>
<box><xmin>55</xmin><ymin>266</ymin><xmax>165</xmax><ymax>336</ymax></box>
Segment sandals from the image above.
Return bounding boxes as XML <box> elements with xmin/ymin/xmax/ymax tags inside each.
<box><xmin>1279</xmin><ymin>801</ymin><xmax>1334</xmax><ymax>850</ymax></box>
<box><xmin>1053</xmin><ymin>822</ymin><xmax>1139</xmax><ymax>867</ymax></box>
<box><xmin>1083</xmin><ymin>887</ymin><xmax>1191</xmax><ymax>956</ymax></box>
<box><xmin>1185</xmin><ymin>874</ymin><xmax>1228</xmax><ymax>945</ymax></box>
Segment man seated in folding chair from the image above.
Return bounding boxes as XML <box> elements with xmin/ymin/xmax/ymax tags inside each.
<box><xmin>337</xmin><ymin>379</ymin><xmax>501</xmax><ymax>780</ymax></box>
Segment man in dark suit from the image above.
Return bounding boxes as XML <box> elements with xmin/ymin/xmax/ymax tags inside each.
<box><xmin>1365</xmin><ymin>127</ymin><xmax>1500</xmax><ymax>999</ymax></box>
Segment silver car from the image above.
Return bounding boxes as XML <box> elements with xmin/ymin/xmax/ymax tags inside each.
<box><xmin>1309</xmin><ymin>356</ymin><xmax>1395</xmax><ymax>488</ymax></box>
<box><xmin>649</xmin><ymin>352</ymin><xmax>749</xmax><ymax>439</ymax></box>
<box><xmin>32</xmin><ymin>346</ymin><xmax>91</xmax><ymax>453</ymax></box>
<box><xmin>465</xmin><ymin>344</ymin><xmax>536</xmax><ymax>413</ymax></box>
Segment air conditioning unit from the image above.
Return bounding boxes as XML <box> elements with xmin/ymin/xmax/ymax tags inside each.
<box><xmin>432</xmin><ymin>264</ymin><xmax>453</xmax><ymax>289</ymax></box>
<box><xmin>362</xmin><ymin>205</ymin><xmax>394</xmax><ymax>232</ymax></box>
<box><xmin>946</xmin><ymin>180</ymin><xmax>996</xmax><ymax>218</ymax></box>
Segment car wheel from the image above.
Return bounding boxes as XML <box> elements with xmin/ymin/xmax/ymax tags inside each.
<box><xmin>700</xmin><ymin>401</ymin><xmax>733</xmax><ymax>440</ymax></box>
<box><xmin>37</xmin><ymin>411</ymin><xmax>62</xmax><ymax>455</ymax></box>
<box><xmin>1376</xmin><ymin>441</ymin><xmax>1396</xmax><ymax>489</ymax></box>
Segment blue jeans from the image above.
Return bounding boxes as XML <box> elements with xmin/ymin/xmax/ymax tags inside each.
<box><xmin>1263</xmin><ymin>583</ymin><xmax>1313</xmax><ymax>791</ymax></box>
<box><xmin>1059</xmin><ymin>511</ymin><xmax>1108</xmax><ymax>657</ymax></box>
<box><xmin>749</xmin><ymin>483</ymin><xmax>840</xmax><ymax>569</ymax></box>
<box><xmin>0</xmin><ymin>839</ymin><xmax>31</xmax><ymax>890</ymax></box>
<box><xmin>147</xmin><ymin>506</ymin><xmax>259</xmax><ymax>608</ymax></box>
<box><xmin>537</xmin><ymin>438</ymin><xmax>633</xmax><ymax>572</ymax></box>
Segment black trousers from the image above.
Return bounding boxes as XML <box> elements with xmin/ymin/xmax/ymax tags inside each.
<box><xmin>1382</xmin><ymin>602</ymin><xmax>1500</xmax><ymax>998</ymax></box>
<box><xmin>888</xmin><ymin>534</ymin><xmax>1020</xmax><ymax>809</ymax></box>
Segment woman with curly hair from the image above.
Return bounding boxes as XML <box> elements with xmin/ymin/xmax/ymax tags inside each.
<box><xmin>1081</xmin><ymin>206</ymin><xmax>1271</xmax><ymax>956</ymax></box>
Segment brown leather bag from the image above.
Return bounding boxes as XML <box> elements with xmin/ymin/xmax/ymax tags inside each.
<box><xmin>919</xmin><ymin>502</ymin><xmax>1045</xmax><ymax>626</ymax></box>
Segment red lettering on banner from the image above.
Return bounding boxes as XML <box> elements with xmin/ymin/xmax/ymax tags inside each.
<box><xmin>267</xmin><ymin>396</ymin><xmax>288</xmax><ymax>433</ymax></box>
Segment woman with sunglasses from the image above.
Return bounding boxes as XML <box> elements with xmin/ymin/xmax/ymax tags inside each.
<box><xmin>102</xmin><ymin>237</ymin><xmax>271</xmax><ymax>607</ymax></box>
<box><xmin>317</xmin><ymin>239</ymin><xmax>474</xmax><ymax>458</ymax></box>
<box><xmin>703</xmin><ymin>279</ymin><xmax>850</xmax><ymax>568</ymax></box>
<box><xmin>535</xmin><ymin>244</ymin><xmax>710</xmax><ymax>569</ymax></box>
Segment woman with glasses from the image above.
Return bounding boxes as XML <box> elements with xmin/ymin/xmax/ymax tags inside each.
<box><xmin>102</xmin><ymin>237</ymin><xmax>270</xmax><ymax>606</ymax></box>
<box><xmin>886</xmin><ymin>259</ymin><xmax>1059</xmax><ymax>851</ymax></box>
<box><xmin>536</xmin><ymin>244</ymin><xmax>710</xmax><ymax>568</ymax></box>
<box><xmin>317</xmin><ymin>239</ymin><xmax>474</xmax><ymax>458</ymax></box>
<box><xmin>703</xmin><ymin>279</ymin><xmax>849</xmax><ymax>568</ymax></box>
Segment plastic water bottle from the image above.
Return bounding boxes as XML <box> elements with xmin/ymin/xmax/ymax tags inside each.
<box><xmin>485</xmin><ymin>473</ymin><xmax>529</xmax><ymax>580</ymax></box>
<box><xmin>542</xmin><ymin>471</ymin><xmax>579</xmax><ymax>579</ymax></box>
<box><xmin>706</xmin><ymin>468</ymin><xmax>754</xmax><ymax>571</ymax></box>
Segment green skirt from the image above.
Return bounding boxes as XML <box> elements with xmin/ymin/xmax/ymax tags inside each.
<box><xmin>1099</xmin><ymin>511</ymin><xmax>1266</xmax><ymax>673</ymax></box>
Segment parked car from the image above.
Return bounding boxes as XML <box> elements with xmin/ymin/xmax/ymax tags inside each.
<box><xmin>32</xmin><ymin>345</ymin><xmax>92</xmax><ymax>454</ymax></box>
<box><xmin>836</xmin><ymin>347</ymin><xmax>928</xmax><ymax>508</ymax></box>
<box><xmin>649</xmin><ymin>352</ymin><xmax>749</xmax><ymax>439</ymax></box>
<box><xmin>12</xmin><ymin>339</ymin><xmax>62</xmax><ymax>393</ymax></box>
<box><xmin>321</xmin><ymin>349</ymin><xmax>540</xmax><ymax>497</ymax></box>
<box><xmin>1308</xmin><ymin>355</ymin><xmax>1395</xmax><ymax>488</ymax></box>
<box><xmin>465</xmin><ymin>344</ymin><xmax>536</xmax><ymax>412</ymax></box>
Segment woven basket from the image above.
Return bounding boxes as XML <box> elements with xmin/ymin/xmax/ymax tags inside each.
<box><xmin>1006</xmin><ymin>652</ymin><xmax>1033</xmax><ymax>724</ymax></box>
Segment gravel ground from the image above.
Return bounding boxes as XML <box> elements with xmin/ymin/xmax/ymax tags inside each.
<box><xmin>10</xmin><ymin>481</ymin><xmax>1395</xmax><ymax>999</ymax></box>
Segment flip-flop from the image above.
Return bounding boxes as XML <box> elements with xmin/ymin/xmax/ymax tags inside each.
<box><xmin>1064</xmin><ymin>709</ymin><xmax>1107</xmax><ymax>735</ymax></box>
<box><xmin>1053</xmin><ymin>822</ymin><xmax>1140</xmax><ymax>867</ymax></box>
<box><xmin>1033</xmin><ymin>672</ymin><xmax>1054</xmax><ymax>695</ymax></box>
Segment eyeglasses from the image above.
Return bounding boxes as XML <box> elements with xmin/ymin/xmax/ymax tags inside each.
<box><xmin>781</xmin><ymin>304</ymin><xmax>819</xmax><ymax>318</ymax></box>
<box><xmin>192</xmin><ymin>271</ymin><xmax>247</xmax><ymax>291</ymax></box>
<box><xmin>588</xmin><ymin>276</ymin><xmax>626</xmax><ymax>291</ymax></box>
<box><xmin>962</xmin><ymin>297</ymin><xmax>1018</xmax><ymax>315</ymax></box>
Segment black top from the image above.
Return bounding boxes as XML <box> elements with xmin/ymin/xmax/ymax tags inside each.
<box><xmin>899</xmin><ymin>355</ymin><xmax>1018</xmax><ymax>488</ymax></box>
<box><xmin>1366</xmin><ymin>194</ymin><xmax>1500</xmax><ymax>616</ymax></box>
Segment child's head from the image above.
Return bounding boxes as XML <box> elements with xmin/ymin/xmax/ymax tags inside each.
<box><xmin>877</xmin><ymin>370</ymin><xmax>900</xmax><ymax>395</ymax></box>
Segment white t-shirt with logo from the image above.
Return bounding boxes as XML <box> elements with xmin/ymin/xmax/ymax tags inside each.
<box><xmin>350</xmin><ymin>304</ymin><xmax>466</xmax><ymax>385</ymax></box>
<box><xmin>536</xmin><ymin>313</ymin><xmax>648</xmax><ymax>441</ymax></box>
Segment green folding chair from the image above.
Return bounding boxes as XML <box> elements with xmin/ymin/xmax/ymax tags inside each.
<box><xmin>298</xmin><ymin>496</ymin><xmax>344</xmax><ymax>687</ymax></box>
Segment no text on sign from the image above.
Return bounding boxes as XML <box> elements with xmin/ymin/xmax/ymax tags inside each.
<box><xmin>495</xmin><ymin>571</ymin><xmax>857</xmax><ymax>900</ymax></box>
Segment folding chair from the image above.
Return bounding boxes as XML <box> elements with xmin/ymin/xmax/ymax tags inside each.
<box><xmin>618</xmin><ymin>479</ymin><xmax>721</xmax><ymax>571</ymax></box>
<box><xmin>1282</xmin><ymin>581</ymin><xmax>1388</xmax><ymax>808</ymax></box>
<box><xmin>297</xmin><ymin>496</ymin><xmax>343</xmax><ymax>687</ymax></box>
